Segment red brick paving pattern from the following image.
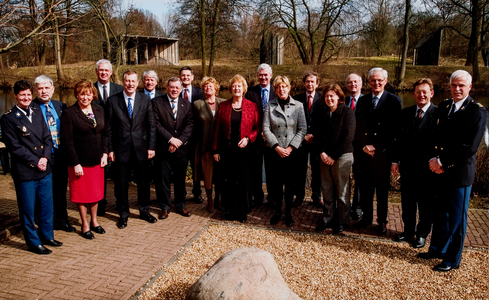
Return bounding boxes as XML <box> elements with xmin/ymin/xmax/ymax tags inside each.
<box><xmin>0</xmin><ymin>180</ymin><xmax>487</xmax><ymax>299</ymax></box>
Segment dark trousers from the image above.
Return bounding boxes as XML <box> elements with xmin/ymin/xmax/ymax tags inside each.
<box><xmin>51</xmin><ymin>153</ymin><xmax>69</xmax><ymax>227</ymax></box>
<box><xmin>400</xmin><ymin>169</ymin><xmax>433</xmax><ymax>237</ymax></box>
<box><xmin>14</xmin><ymin>174</ymin><xmax>54</xmax><ymax>247</ymax></box>
<box><xmin>266</xmin><ymin>149</ymin><xmax>297</xmax><ymax>216</ymax></box>
<box><xmin>429</xmin><ymin>185</ymin><xmax>470</xmax><ymax>267</ymax></box>
<box><xmin>295</xmin><ymin>146</ymin><xmax>321</xmax><ymax>201</ymax></box>
<box><xmin>113</xmin><ymin>150</ymin><xmax>151</xmax><ymax>219</ymax></box>
<box><xmin>356</xmin><ymin>152</ymin><xmax>391</xmax><ymax>224</ymax></box>
<box><xmin>188</xmin><ymin>140</ymin><xmax>202</xmax><ymax>198</ymax></box>
<box><xmin>97</xmin><ymin>164</ymin><xmax>109</xmax><ymax>214</ymax></box>
<box><xmin>155</xmin><ymin>156</ymin><xmax>188</xmax><ymax>211</ymax></box>
<box><xmin>350</xmin><ymin>162</ymin><xmax>362</xmax><ymax>216</ymax></box>
<box><xmin>250</xmin><ymin>142</ymin><xmax>265</xmax><ymax>204</ymax></box>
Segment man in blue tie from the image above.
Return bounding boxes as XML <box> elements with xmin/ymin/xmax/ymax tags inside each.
<box><xmin>352</xmin><ymin>68</ymin><xmax>402</xmax><ymax>235</ymax></box>
<box><xmin>245</xmin><ymin>64</ymin><xmax>277</xmax><ymax>207</ymax></box>
<box><xmin>32</xmin><ymin>75</ymin><xmax>75</xmax><ymax>233</ymax></box>
<box><xmin>139</xmin><ymin>70</ymin><xmax>163</xmax><ymax>99</ymax></box>
<box><xmin>106</xmin><ymin>70</ymin><xmax>157</xmax><ymax>229</ymax></box>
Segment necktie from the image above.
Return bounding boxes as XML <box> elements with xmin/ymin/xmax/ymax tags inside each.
<box><xmin>448</xmin><ymin>102</ymin><xmax>456</xmax><ymax>117</ymax></box>
<box><xmin>308</xmin><ymin>95</ymin><xmax>312</xmax><ymax>111</ymax></box>
<box><xmin>415</xmin><ymin>108</ymin><xmax>422</xmax><ymax>128</ymax></box>
<box><xmin>127</xmin><ymin>97</ymin><xmax>133</xmax><ymax>118</ymax></box>
<box><xmin>171</xmin><ymin>99</ymin><xmax>177</xmax><ymax>118</ymax></box>
<box><xmin>351</xmin><ymin>97</ymin><xmax>355</xmax><ymax>110</ymax></box>
<box><xmin>371</xmin><ymin>96</ymin><xmax>378</xmax><ymax>111</ymax></box>
<box><xmin>103</xmin><ymin>85</ymin><xmax>108</xmax><ymax>103</ymax></box>
<box><xmin>45</xmin><ymin>104</ymin><xmax>59</xmax><ymax>149</ymax></box>
<box><xmin>184</xmin><ymin>89</ymin><xmax>189</xmax><ymax>101</ymax></box>
<box><xmin>150</xmin><ymin>92</ymin><xmax>154</xmax><ymax>99</ymax></box>
<box><xmin>262</xmin><ymin>88</ymin><xmax>268</xmax><ymax>112</ymax></box>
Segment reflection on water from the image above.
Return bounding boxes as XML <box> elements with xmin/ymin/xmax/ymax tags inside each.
<box><xmin>1</xmin><ymin>89</ymin><xmax>488</xmax><ymax>116</ymax></box>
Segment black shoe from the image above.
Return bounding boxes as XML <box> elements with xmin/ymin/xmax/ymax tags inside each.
<box><xmin>193</xmin><ymin>195</ymin><xmax>204</xmax><ymax>204</ymax></box>
<box><xmin>239</xmin><ymin>214</ymin><xmax>248</xmax><ymax>223</ymax></box>
<box><xmin>90</xmin><ymin>226</ymin><xmax>106</xmax><ymax>234</ymax></box>
<box><xmin>315</xmin><ymin>221</ymin><xmax>332</xmax><ymax>232</ymax></box>
<box><xmin>270</xmin><ymin>213</ymin><xmax>281</xmax><ymax>225</ymax></box>
<box><xmin>292</xmin><ymin>199</ymin><xmax>303</xmax><ymax>208</ymax></box>
<box><xmin>412</xmin><ymin>237</ymin><xmax>426</xmax><ymax>249</ymax></box>
<box><xmin>117</xmin><ymin>218</ymin><xmax>128</xmax><ymax>229</ymax></box>
<box><xmin>225</xmin><ymin>212</ymin><xmax>235</xmax><ymax>221</ymax></box>
<box><xmin>140</xmin><ymin>213</ymin><xmax>157</xmax><ymax>223</ymax></box>
<box><xmin>353</xmin><ymin>219</ymin><xmax>371</xmax><ymax>229</ymax></box>
<box><xmin>82</xmin><ymin>231</ymin><xmax>95</xmax><ymax>240</ymax></box>
<box><xmin>351</xmin><ymin>211</ymin><xmax>362</xmax><ymax>221</ymax></box>
<box><xmin>375</xmin><ymin>223</ymin><xmax>387</xmax><ymax>235</ymax></box>
<box><xmin>284</xmin><ymin>215</ymin><xmax>293</xmax><ymax>227</ymax></box>
<box><xmin>29</xmin><ymin>245</ymin><xmax>52</xmax><ymax>255</ymax></box>
<box><xmin>333</xmin><ymin>224</ymin><xmax>345</xmax><ymax>234</ymax></box>
<box><xmin>42</xmin><ymin>239</ymin><xmax>63</xmax><ymax>247</ymax></box>
<box><xmin>54</xmin><ymin>224</ymin><xmax>76</xmax><ymax>232</ymax></box>
<box><xmin>433</xmin><ymin>263</ymin><xmax>459</xmax><ymax>272</ymax></box>
<box><xmin>393</xmin><ymin>232</ymin><xmax>414</xmax><ymax>242</ymax></box>
<box><xmin>418</xmin><ymin>252</ymin><xmax>440</xmax><ymax>260</ymax></box>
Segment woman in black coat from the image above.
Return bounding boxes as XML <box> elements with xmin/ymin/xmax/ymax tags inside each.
<box><xmin>61</xmin><ymin>80</ymin><xmax>108</xmax><ymax>239</ymax></box>
<box><xmin>313</xmin><ymin>83</ymin><xmax>355</xmax><ymax>234</ymax></box>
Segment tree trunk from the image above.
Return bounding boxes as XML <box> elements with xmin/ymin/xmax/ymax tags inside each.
<box><xmin>200</xmin><ymin>0</ymin><xmax>206</xmax><ymax>77</ymax></box>
<box><xmin>61</xmin><ymin>0</ymin><xmax>72</xmax><ymax>64</ymax></box>
<box><xmin>466</xmin><ymin>0</ymin><xmax>482</xmax><ymax>83</ymax></box>
<box><xmin>52</xmin><ymin>16</ymin><xmax>65</xmax><ymax>82</ymax></box>
<box><xmin>398</xmin><ymin>0</ymin><xmax>411</xmax><ymax>87</ymax></box>
<box><xmin>208</xmin><ymin>0</ymin><xmax>221</xmax><ymax>76</ymax></box>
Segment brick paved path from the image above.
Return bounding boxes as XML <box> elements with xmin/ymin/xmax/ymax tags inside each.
<box><xmin>0</xmin><ymin>180</ymin><xmax>487</xmax><ymax>299</ymax></box>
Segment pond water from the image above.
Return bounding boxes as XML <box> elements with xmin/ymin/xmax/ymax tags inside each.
<box><xmin>1</xmin><ymin>89</ymin><xmax>488</xmax><ymax>116</ymax></box>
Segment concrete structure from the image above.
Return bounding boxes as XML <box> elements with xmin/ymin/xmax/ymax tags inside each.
<box><xmin>108</xmin><ymin>35</ymin><xmax>179</xmax><ymax>66</ymax></box>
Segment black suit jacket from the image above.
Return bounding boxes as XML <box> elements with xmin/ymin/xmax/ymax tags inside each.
<box><xmin>392</xmin><ymin>103</ymin><xmax>437</xmax><ymax>175</ymax></box>
<box><xmin>94</xmin><ymin>82</ymin><xmax>124</xmax><ymax>111</ymax></box>
<box><xmin>60</xmin><ymin>102</ymin><xmax>108</xmax><ymax>167</ymax></box>
<box><xmin>1</xmin><ymin>105</ymin><xmax>52</xmax><ymax>181</ymax></box>
<box><xmin>353</xmin><ymin>91</ymin><xmax>402</xmax><ymax>157</ymax></box>
<box><xmin>185</xmin><ymin>86</ymin><xmax>203</xmax><ymax>103</ymax></box>
<box><xmin>138</xmin><ymin>89</ymin><xmax>164</xmax><ymax>98</ymax></box>
<box><xmin>245</xmin><ymin>84</ymin><xmax>278</xmax><ymax>119</ymax></box>
<box><xmin>106</xmin><ymin>92</ymin><xmax>156</xmax><ymax>163</ymax></box>
<box><xmin>294</xmin><ymin>92</ymin><xmax>323</xmax><ymax>134</ymax></box>
<box><xmin>430</xmin><ymin>96</ymin><xmax>486</xmax><ymax>186</ymax></box>
<box><xmin>153</xmin><ymin>94</ymin><xmax>194</xmax><ymax>158</ymax></box>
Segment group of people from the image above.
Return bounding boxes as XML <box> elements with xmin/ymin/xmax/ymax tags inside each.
<box><xmin>1</xmin><ymin>61</ymin><xmax>485</xmax><ymax>273</ymax></box>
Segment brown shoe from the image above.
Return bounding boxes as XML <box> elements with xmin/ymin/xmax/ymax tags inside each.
<box><xmin>176</xmin><ymin>208</ymin><xmax>191</xmax><ymax>217</ymax></box>
<box><xmin>159</xmin><ymin>210</ymin><xmax>169</xmax><ymax>219</ymax></box>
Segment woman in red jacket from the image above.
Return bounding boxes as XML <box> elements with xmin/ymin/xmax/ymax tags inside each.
<box><xmin>213</xmin><ymin>74</ymin><xmax>260</xmax><ymax>223</ymax></box>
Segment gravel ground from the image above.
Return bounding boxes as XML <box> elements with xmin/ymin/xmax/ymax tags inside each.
<box><xmin>139</xmin><ymin>224</ymin><xmax>488</xmax><ymax>300</ymax></box>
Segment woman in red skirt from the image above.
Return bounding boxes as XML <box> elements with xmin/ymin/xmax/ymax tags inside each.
<box><xmin>61</xmin><ymin>80</ymin><xmax>108</xmax><ymax>239</ymax></box>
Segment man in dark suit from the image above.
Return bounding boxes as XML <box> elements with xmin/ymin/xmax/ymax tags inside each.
<box><xmin>391</xmin><ymin>78</ymin><xmax>437</xmax><ymax>248</ymax></box>
<box><xmin>153</xmin><ymin>77</ymin><xmax>194</xmax><ymax>219</ymax></box>
<box><xmin>1</xmin><ymin>80</ymin><xmax>62</xmax><ymax>254</ymax></box>
<box><xmin>419</xmin><ymin>70</ymin><xmax>486</xmax><ymax>272</ymax></box>
<box><xmin>353</xmin><ymin>68</ymin><xmax>402</xmax><ymax>235</ymax></box>
<box><xmin>107</xmin><ymin>70</ymin><xmax>157</xmax><ymax>229</ymax></box>
<box><xmin>245</xmin><ymin>63</ymin><xmax>277</xmax><ymax>207</ymax></box>
<box><xmin>32</xmin><ymin>75</ymin><xmax>75</xmax><ymax>233</ymax></box>
<box><xmin>345</xmin><ymin>73</ymin><xmax>364</xmax><ymax>221</ymax></box>
<box><xmin>179</xmin><ymin>66</ymin><xmax>204</xmax><ymax>204</ymax></box>
<box><xmin>139</xmin><ymin>70</ymin><xmax>164</xmax><ymax>99</ymax></box>
<box><xmin>292</xmin><ymin>72</ymin><xmax>322</xmax><ymax>208</ymax></box>
<box><xmin>93</xmin><ymin>59</ymin><xmax>123</xmax><ymax>216</ymax></box>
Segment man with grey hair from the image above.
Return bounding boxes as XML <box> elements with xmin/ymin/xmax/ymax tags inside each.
<box><xmin>245</xmin><ymin>63</ymin><xmax>277</xmax><ymax>207</ymax></box>
<box><xmin>153</xmin><ymin>77</ymin><xmax>194</xmax><ymax>219</ymax></box>
<box><xmin>352</xmin><ymin>67</ymin><xmax>401</xmax><ymax>235</ymax></box>
<box><xmin>140</xmin><ymin>70</ymin><xmax>163</xmax><ymax>99</ymax></box>
<box><xmin>418</xmin><ymin>70</ymin><xmax>486</xmax><ymax>272</ymax></box>
<box><xmin>345</xmin><ymin>73</ymin><xmax>364</xmax><ymax>221</ymax></box>
<box><xmin>32</xmin><ymin>75</ymin><xmax>75</xmax><ymax>233</ymax></box>
<box><xmin>93</xmin><ymin>59</ymin><xmax>123</xmax><ymax>216</ymax></box>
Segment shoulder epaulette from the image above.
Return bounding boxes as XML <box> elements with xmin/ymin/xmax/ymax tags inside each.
<box><xmin>4</xmin><ymin>109</ymin><xmax>11</xmax><ymax>115</ymax></box>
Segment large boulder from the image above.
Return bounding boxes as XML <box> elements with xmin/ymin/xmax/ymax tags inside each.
<box><xmin>187</xmin><ymin>247</ymin><xmax>302</xmax><ymax>300</ymax></box>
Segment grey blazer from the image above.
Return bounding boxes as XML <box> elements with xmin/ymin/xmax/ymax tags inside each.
<box><xmin>263</xmin><ymin>96</ymin><xmax>307</xmax><ymax>149</ymax></box>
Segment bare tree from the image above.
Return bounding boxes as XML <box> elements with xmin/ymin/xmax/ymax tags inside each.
<box><xmin>398</xmin><ymin>0</ymin><xmax>411</xmax><ymax>87</ymax></box>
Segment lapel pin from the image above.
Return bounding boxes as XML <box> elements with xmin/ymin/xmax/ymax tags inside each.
<box><xmin>22</xmin><ymin>126</ymin><xmax>27</xmax><ymax>132</ymax></box>
<box><xmin>15</xmin><ymin>112</ymin><xmax>21</xmax><ymax>118</ymax></box>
